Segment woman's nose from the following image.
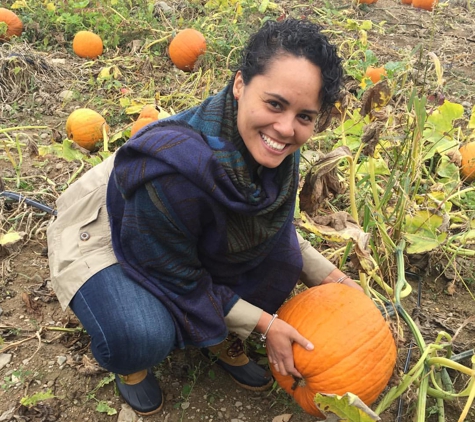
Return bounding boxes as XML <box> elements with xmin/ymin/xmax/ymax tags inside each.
<box><xmin>273</xmin><ymin>114</ymin><xmax>295</xmax><ymax>138</ymax></box>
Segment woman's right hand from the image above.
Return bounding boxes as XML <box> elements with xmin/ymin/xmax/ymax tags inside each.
<box><xmin>263</xmin><ymin>317</ymin><xmax>314</xmax><ymax>379</ymax></box>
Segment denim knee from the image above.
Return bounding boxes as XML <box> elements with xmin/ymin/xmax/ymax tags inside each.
<box><xmin>69</xmin><ymin>264</ymin><xmax>177</xmax><ymax>374</ymax></box>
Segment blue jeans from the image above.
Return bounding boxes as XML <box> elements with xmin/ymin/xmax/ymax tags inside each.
<box><xmin>70</xmin><ymin>264</ymin><xmax>176</xmax><ymax>375</ymax></box>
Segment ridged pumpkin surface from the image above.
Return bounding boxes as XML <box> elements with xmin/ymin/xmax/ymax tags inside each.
<box><xmin>459</xmin><ymin>142</ymin><xmax>475</xmax><ymax>183</ymax></box>
<box><xmin>271</xmin><ymin>284</ymin><xmax>397</xmax><ymax>418</ymax></box>
<box><xmin>168</xmin><ymin>28</ymin><xmax>206</xmax><ymax>71</ymax></box>
<box><xmin>0</xmin><ymin>8</ymin><xmax>23</xmax><ymax>41</ymax></box>
<box><xmin>72</xmin><ymin>30</ymin><xmax>103</xmax><ymax>59</ymax></box>
<box><xmin>66</xmin><ymin>108</ymin><xmax>109</xmax><ymax>151</ymax></box>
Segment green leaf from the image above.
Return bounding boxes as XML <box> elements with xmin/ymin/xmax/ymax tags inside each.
<box><xmin>404</xmin><ymin>232</ymin><xmax>447</xmax><ymax>254</ymax></box>
<box><xmin>38</xmin><ymin>139</ymin><xmax>88</xmax><ymax>162</ymax></box>
<box><xmin>258</xmin><ymin>0</ymin><xmax>269</xmax><ymax>13</ymax></box>
<box><xmin>96</xmin><ymin>400</ymin><xmax>117</xmax><ymax>415</ymax></box>
<box><xmin>469</xmin><ymin>105</ymin><xmax>475</xmax><ymax>129</ymax></box>
<box><xmin>20</xmin><ymin>390</ymin><xmax>55</xmax><ymax>407</ymax></box>
<box><xmin>314</xmin><ymin>392</ymin><xmax>381</xmax><ymax>421</ymax></box>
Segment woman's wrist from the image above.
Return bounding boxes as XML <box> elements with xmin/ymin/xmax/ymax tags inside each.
<box><xmin>321</xmin><ymin>268</ymin><xmax>350</xmax><ymax>284</ymax></box>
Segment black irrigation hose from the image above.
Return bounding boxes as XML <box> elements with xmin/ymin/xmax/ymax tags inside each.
<box><xmin>0</xmin><ymin>191</ymin><xmax>58</xmax><ymax>216</ymax></box>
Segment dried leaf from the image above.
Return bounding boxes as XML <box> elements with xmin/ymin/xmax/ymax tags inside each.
<box><xmin>360</xmin><ymin>80</ymin><xmax>391</xmax><ymax>118</ymax></box>
<box><xmin>299</xmin><ymin>146</ymin><xmax>351</xmax><ymax>215</ymax></box>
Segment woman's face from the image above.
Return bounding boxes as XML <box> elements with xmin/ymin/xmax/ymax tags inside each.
<box><xmin>233</xmin><ymin>54</ymin><xmax>323</xmax><ymax>169</ymax></box>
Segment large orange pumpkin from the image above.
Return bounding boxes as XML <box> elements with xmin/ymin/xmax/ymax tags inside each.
<box><xmin>0</xmin><ymin>8</ymin><xmax>23</xmax><ymax>42</ymax></box>
<box><xmin>72</xmin><ymin>30</ymin><xmax>103</xmax><ymax>59</ymax></box>
<box><xmin>271</xmin><ymin>284</ymin><xmax>397</xmax><ymax>418</ymax></box>
<box><xmin>168</xmin><ymin>28</ymin><xmax>206</xmax><ymax>71</ymax></box>
<box><xmin>459</xmin><ymin>142</ymin><xmax>475</xmax><ymax>183</ymax></box>
<box><xmin>412</xmin><ymin>0</ymin><xmax>438</xmax><ymax>10</ymax></box>
<box><xmin>66</xmin><ymin>108</ymin><xmax>109</xmax><ymax>151</ymax></box>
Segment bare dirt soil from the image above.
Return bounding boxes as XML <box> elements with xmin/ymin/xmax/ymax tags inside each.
<box><xmin>1</xmin><ymin>1</ymin><xmax>475</xmax><ymax>421</ymax></box>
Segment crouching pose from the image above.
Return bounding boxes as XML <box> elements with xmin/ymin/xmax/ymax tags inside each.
<box><xmin>47</xmin><ymin>18</ymin><xmax>361</xmax><ymax>415</ymax></box>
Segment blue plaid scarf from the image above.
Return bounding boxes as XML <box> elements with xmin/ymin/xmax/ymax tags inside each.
<box><xmin>107</xmin><ymin>84</ymin><xmax>303</xmax><ymax>347</ymax></box>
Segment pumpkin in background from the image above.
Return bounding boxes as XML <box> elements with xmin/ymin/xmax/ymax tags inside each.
<box><xmin>130</xmin><ymin>104</ymin><xmax>170</xmax><ymax>137</ymax></box>
<box><xmin>365</xmin><ymin>66</ymin><xmax>387</xmax><ymax>84</ymax></box>
<box><xmin>130</xmin><ymin>117</ymin><xmax>156</xmax><ymax>137</ymax></box>
<box><xmin>72</xmin><ymin>30</ymin><xmax>103</xmax><ymax>59</ymax></box>
<box><xmin>412</xmin><ymin>0</ymin><xmax>438</xmax><ymax>10</ymax></box>
<box><xmin>358</xmin><ymin>0</ymin><xmax>378</xmax><ymax>4</ymax></box>
<box><xmin>168</xmin><ymin>28</ymin><xmax>206</xmax><ymax>71</ymax></box>
<box><xmin>66</xmin><ymin>108</ymin><xmax>109</xmax><ymax>151</ymax></box>
<box><xmin>0</xmin><ymin>8</ymin><xmax>23</xmax><ymax>41</ymax></box>
<box><xmin>459</xmin><ymin>142</ymin><xmax>475</xmax><ymax>183</ymax></box>
<box><xmin>270</xmin><ymin>284</ymin><xmax>397</xmax><ymax>418</ymax></box>
<box><xmin>401</xmin><ymin>0</ymin><xmax>412</xmax><ymax>4</ymax></box>
<box><xmin>137</xmin><ymin>104</ymin><xmax>160</xmax><ymax>120</ymax></box>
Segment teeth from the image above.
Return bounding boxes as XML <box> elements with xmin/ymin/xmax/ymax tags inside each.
<box><xmin>261</xmin><ymin>133</ymin><xmax>286</xmax><ymax>151</ymax></box>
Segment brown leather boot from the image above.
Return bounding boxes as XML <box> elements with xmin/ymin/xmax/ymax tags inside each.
<box><xmin>115</xmin><ymin>369</ymin><xmax>163</xmax><ymax>415</ymax></box>
<box><xmin>203</xmin><ymin>333</ymin><xmax>273</xmax><ymax>391</ymax></box>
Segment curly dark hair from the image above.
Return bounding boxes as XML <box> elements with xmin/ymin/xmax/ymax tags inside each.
<box><xmin>237</xmin><ymin>18</ymin><xmax>343</xmax><ymax>122</ymax></box>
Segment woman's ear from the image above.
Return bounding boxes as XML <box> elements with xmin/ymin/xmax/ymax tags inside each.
<box><xmin>233</xmin><ymin>71</ymin><xmax>244</xmax><ymax>100</ymax></box>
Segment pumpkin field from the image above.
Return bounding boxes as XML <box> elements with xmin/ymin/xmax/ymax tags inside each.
<box><xmin>1</xmin><ymin>0</ymin><xmax>475</xmax><ymax>421</ymax></box>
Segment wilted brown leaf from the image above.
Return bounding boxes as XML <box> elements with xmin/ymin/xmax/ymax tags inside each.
<box><xmin>299</xmin><ymin>146</ymin><xmax>351</xmax><ymax>215</ymax></box>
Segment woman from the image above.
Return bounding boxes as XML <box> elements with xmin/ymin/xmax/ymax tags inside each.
<box><xmin>47</xmin><ymin>18</ymin><xmax>361</xmax><ymax>416</ymax></box>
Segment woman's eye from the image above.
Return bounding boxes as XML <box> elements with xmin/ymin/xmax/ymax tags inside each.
<box><xmin>268</xmin><ymin>101</ymin><xmax>281</xmax><ymax>109</ymax></box>
<box><xmin>298</xmin><ymin>114</ymin><xmax>312</xmax><ymax>122</ymax></box>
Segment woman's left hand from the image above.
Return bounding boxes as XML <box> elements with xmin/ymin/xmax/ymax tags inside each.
<box><xmin>264</xmin><ymin>317</ymin><xmax>313</xmax><ymax>378</ymax></box>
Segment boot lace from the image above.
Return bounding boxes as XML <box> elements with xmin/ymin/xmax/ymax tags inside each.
<box><xmin>226</xmin><ymin>333</ymin><xmax>245</xmax><ymax>358</ymax></box>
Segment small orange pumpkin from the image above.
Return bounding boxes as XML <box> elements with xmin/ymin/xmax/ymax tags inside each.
<box><xmin>412</xmin><ymin>0</ymin><xmax>438</xmax><ymax>10</ymax></box>
<box><xmin>358</xmin><ymin>0</ymin><xmax>378</xmax><ymax>4</ymax></box>
<box><xmin>270</xmin><ymin>284</ymin><xmax>397</xmax><ymax>418</ymax></box>
<box><xmin>459</xmin><ymin>142</ymin><xmax>475</xmax><ymax>183</ymax></box>
<box><xmin>130</xmin><ymin>117</ymin><xmax>156</xmax><ymax>137</ymax></box>
<box><xmin>138</xmin><ymin>104</ymin><xmax>160</xmax><ymax>120</ymax></box>
<box><xmin>168</xmin><ymin>28</ymin><xmax>206</xmax><ymax>72</ymax></box>
<box><xmin>0</xmin><ymin>8</ymin><xmax>23</xmax><ymax>42</ymax></box>
<box><xmin>365</xmin><ymin>66</ymin><xmax>387</xmax><ymax>84</ymax></box>
<box><xmin>401</xmin><ymin>0</ymin><xmax>412</xmax><ymax>4</ymax></box>
<box><xmin>72</xmin><ymin>30</ymin><xmax>103</xmax><ymax>59</ymax></box>
<box><xmin>66</xmin><ymin>108</ymin><xmax>109</xmax><ymax>151</ymax></box>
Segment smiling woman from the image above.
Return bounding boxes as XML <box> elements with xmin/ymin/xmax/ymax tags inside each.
<box><xmin>233</xmin><ymin>56</ymin><xmax>322</xmax><ymax>169</ymax></box>
<box><xmin>46</xmin><ymin>18</ymin><xmax>360</xmax><ymax>417</ymax></box>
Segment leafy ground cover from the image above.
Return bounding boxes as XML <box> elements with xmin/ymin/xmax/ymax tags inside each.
<box><xmin>1</xmin><ymin>0</ymin><xmax>475</xmax><ymax>421</ymax></box>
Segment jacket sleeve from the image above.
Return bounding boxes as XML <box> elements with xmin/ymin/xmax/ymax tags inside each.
<box><xmin>297</xmin><ymin>232</ymin><xmax>336</xmax><ymax>287</ymax></box>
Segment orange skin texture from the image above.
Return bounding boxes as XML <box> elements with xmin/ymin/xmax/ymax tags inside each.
<box><xmin>168</xmin><ymin>28</ymin><xmax>206</xmax><ymax>71</ymax></box>
<box><xmin>66</xmin><ymin>108</ymin><xmax>109</xmax><ymax>151</ymax></box>
<box><xmin>412</xmin><ymin>0</ymin><xmax>438</xmax><ymax>10</ymax></box>
<box><xmin>0</xmin><ymin>8</ymin><xmax>23</xmax><ymax>41</ymax></box>
<box><xmin>401</xmin><ymin>0</ymin><xmax>412</xmax><ymax>4</ymax></box>
<box><xmin>270</xmin><ymin>284</ymin><xmax>397</xmax><ymax>418</ymax></box>
<box><xmin>365</xmin><ymin>66</ymin><xmax>387</xmax><ymax>84</ymax></box>
<box><xmin>138</xmin><ymin>104</ymin><xmax>160</xmax><ymax>120</ymax></box>
<box><xmin>130</xmin><ymin>117</ymin><xmax>156</xmax><ymax>137</ymax></box>
<box><xmin>459</xmin><ymin>142</ymin><xmax>475</xmax><ymax>183</ymax></box>
<box><xmin>73</xmin><ymin>31</ymin><xmax>103</xmax><ymax>59</ymax></box>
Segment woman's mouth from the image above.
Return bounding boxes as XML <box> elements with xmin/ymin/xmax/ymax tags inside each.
<box><xmin>260</xmin><ymin>133</ymin><xmax>287</xmax><ymax>152</ymax></box>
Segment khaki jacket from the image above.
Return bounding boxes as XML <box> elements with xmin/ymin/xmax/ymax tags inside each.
<box><xmin>47</xmin><ymin>155</ymin><xmax>335</xmax><ymax>339</ymax></box>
